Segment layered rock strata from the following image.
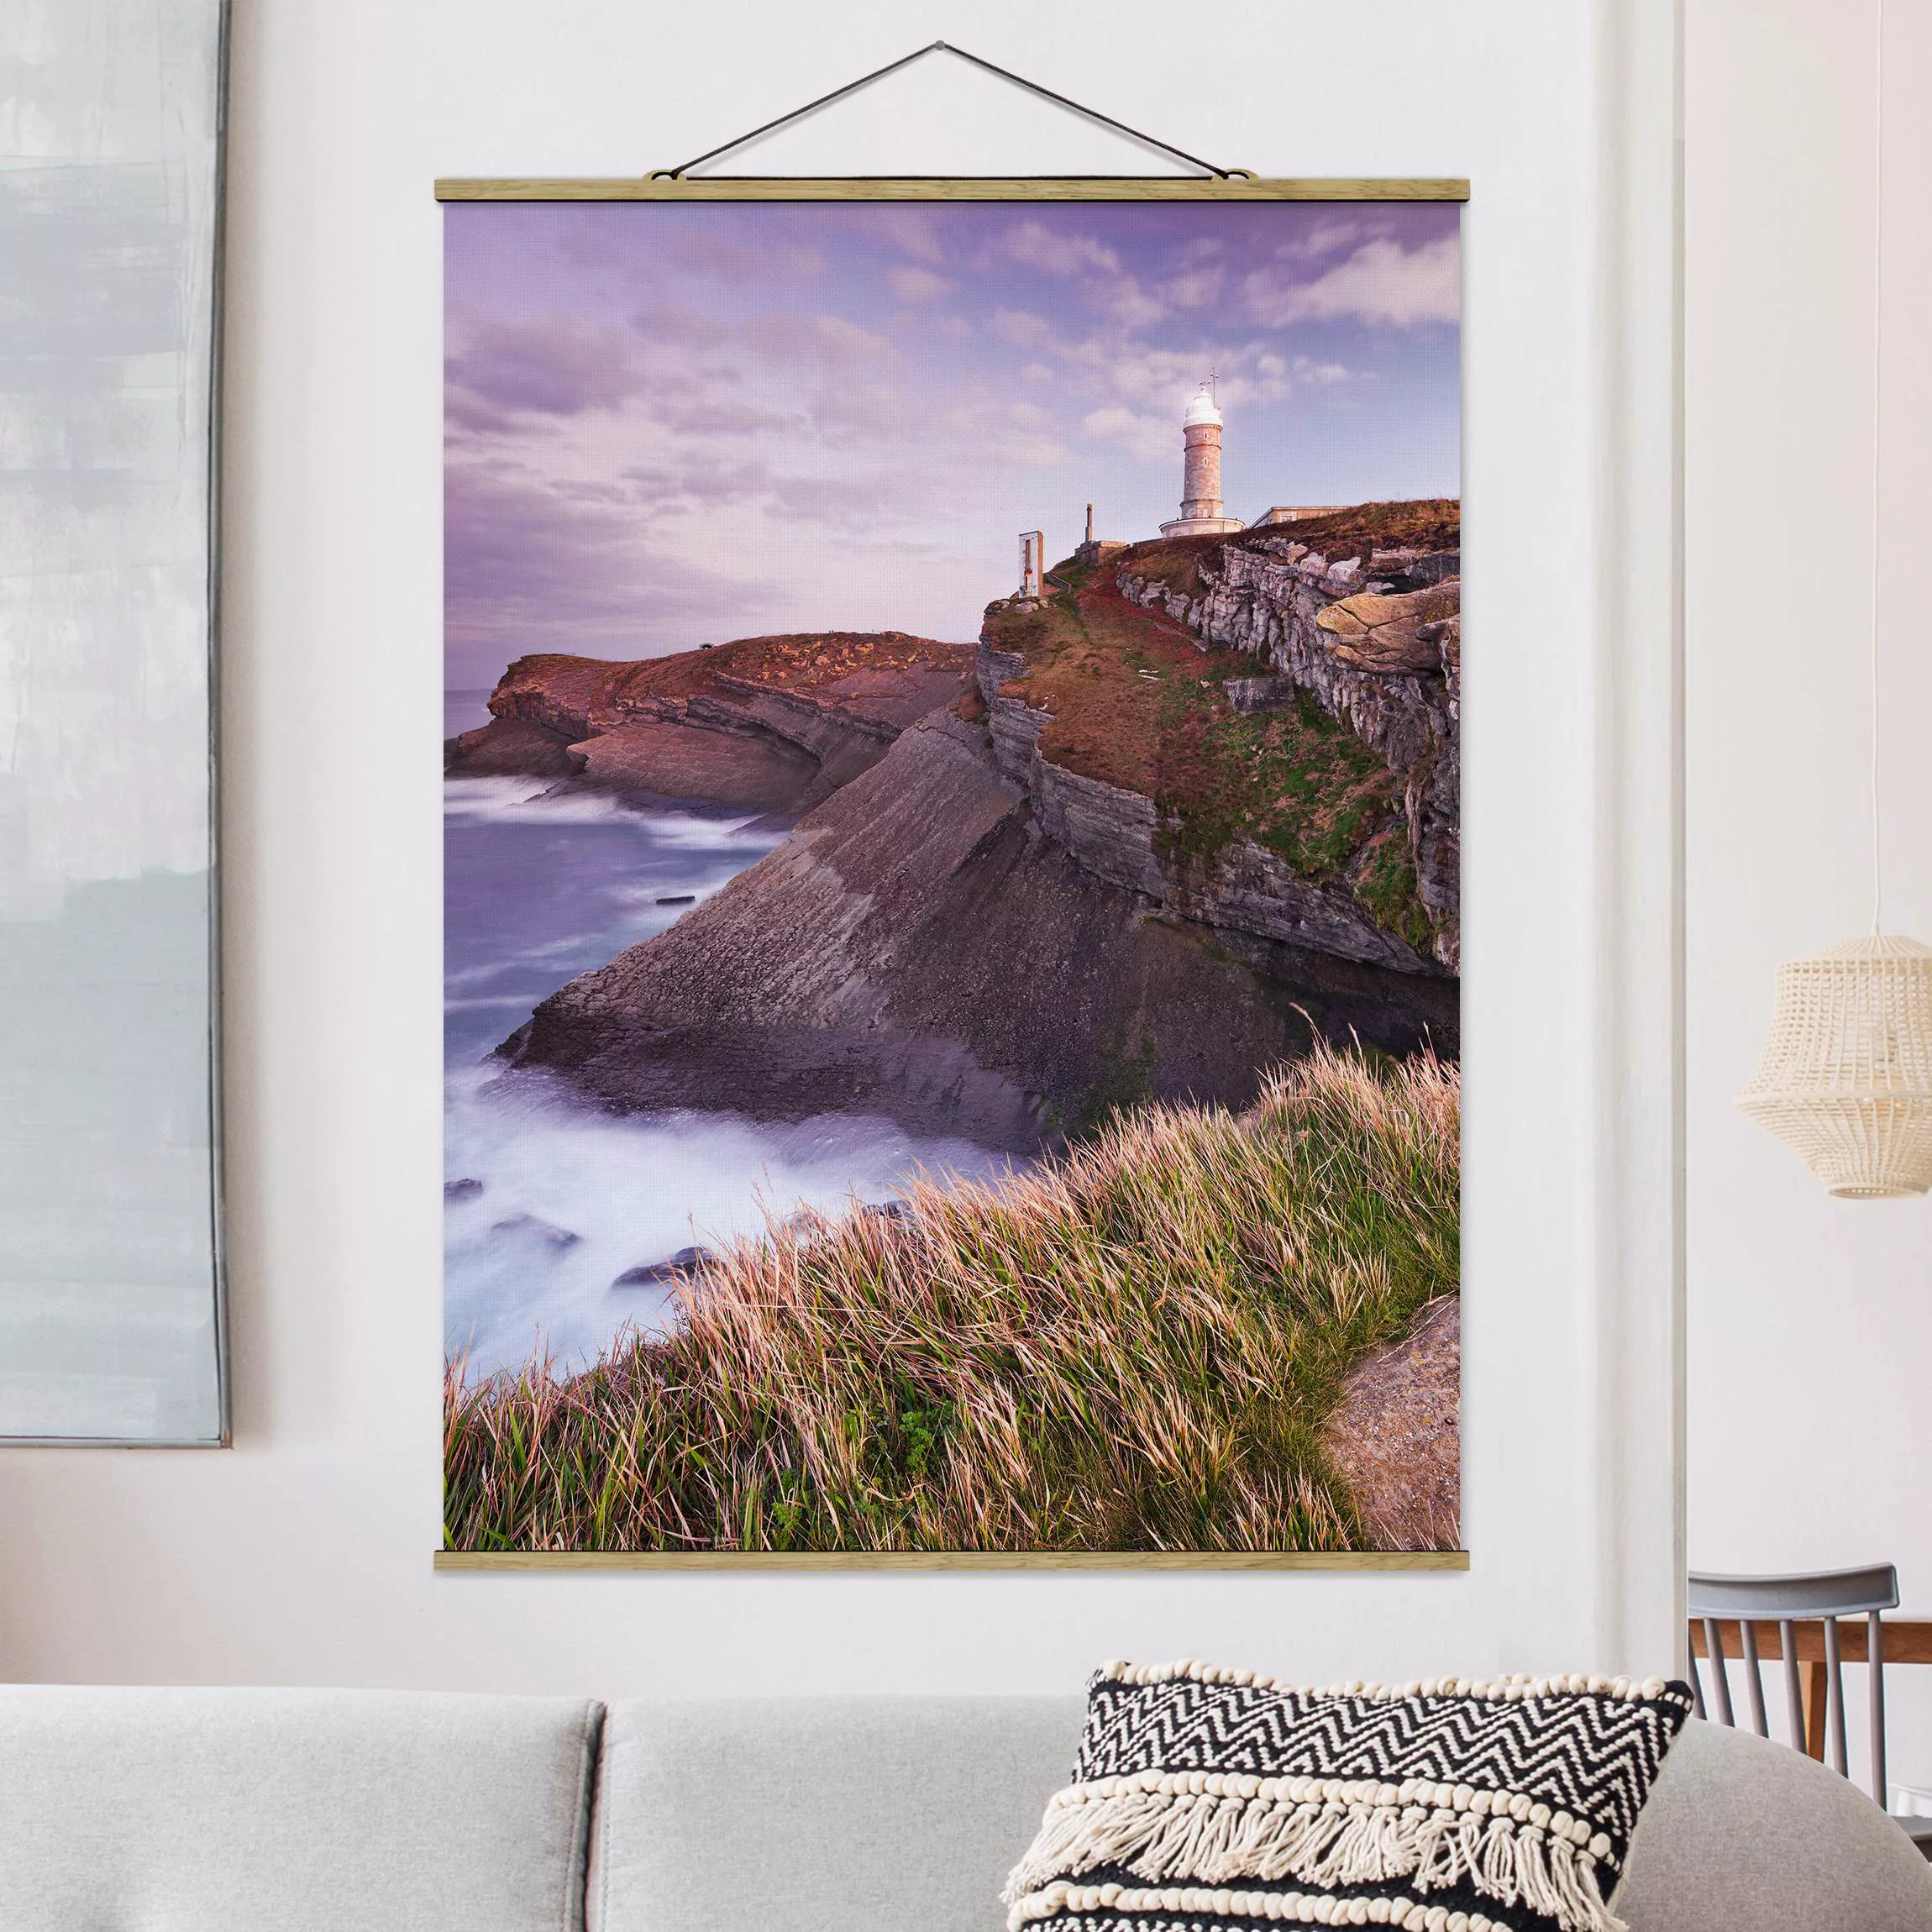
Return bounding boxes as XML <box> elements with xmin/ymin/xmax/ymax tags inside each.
<box><xmin>1118</xmin><ymin>538</ymin><xmax>1461</xmax><ymax>968</ymax></box>
<box><xmin>974</xmin><ymin>642</ymin><xmax>1431</xmax><ymax>978</ymax></box>
<box><xmin>445</xmin><ymin>636</ymin><xmax>971</xmax><ymax>818</ymax></box>
<box><xmin>504</xmin><ymin>712</ymin><xmax>1457</xmax><ymax>1150</ymax></box>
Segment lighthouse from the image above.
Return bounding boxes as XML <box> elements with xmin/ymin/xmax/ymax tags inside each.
<box><xmin>1158</xmin><ymin>377</ymin><xmax>1247</xmax><ymax>538</ymax></box>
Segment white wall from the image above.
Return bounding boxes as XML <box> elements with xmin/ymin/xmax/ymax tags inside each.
<box><xmin>0</xmin><ymin>0</ymin><xmax>1682</xmax><ymax>1696</ymax></box>
<box><xmin>1685</xmin><ymin>0</ymin><xmax>1932</xmax><ymax>1792</ymax></box>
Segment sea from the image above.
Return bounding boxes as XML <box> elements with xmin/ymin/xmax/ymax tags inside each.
<box><xmin>442</xmin><ymin>690</ymin><xmax>1016</xmax><ymax>1383</ymax></box>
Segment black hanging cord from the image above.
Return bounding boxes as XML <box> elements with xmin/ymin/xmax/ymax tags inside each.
<box><xmin>650</xmin><ymin>39</ymin><xmax>1247</xmax><ymax>181</ymax></box>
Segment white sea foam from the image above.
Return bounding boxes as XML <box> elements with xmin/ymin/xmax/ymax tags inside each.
<box><xmin>443</xmin><ymin>776</ymin><xmax>783</xmax><ymax>852</ymax></box>
<box><xmin>444</xmin><ymin>1063</ymin><xmax>1020</xmax><ymax>1383</ymax></box>
<box><xmin>442</xmin><ymin>769</ymin><xmax>1010</xmax><ymax>1386</ymax></box>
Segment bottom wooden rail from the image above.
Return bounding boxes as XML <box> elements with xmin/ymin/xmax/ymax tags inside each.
<box><xmin>436</xmin><ymin>1549</ymin><xmax>1473</xmax><ymax>1572</ymax></box>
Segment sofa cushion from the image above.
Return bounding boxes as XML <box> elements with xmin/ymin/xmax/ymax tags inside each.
<box><xmin>591</xmin><ymin>1698</ymin><xmax>1932</xmax><ymax>1932</ymax></box>
<box><xmin>0</xmin><ymin>1685</ymin><xmax>601</xmax><ymax>1932</ymax></box>
<box><xmin>1002</xmin><ymin>1662</ymin><xmax>1695</xmax><ymax>1932</ymax></box>
<box><xmin>590</xmin><ymin>1696</ymin><xmax>1084</xmax><ymax>1932</ymax></box>
<box><xmin>1614</xmin><ymin>1718</ymin><xmax>1932</xmax><ymax>1929</ymax></box>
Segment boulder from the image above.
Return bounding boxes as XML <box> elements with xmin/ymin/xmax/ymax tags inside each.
<box><xmin>488</xmin><ymin>1213</ymin><xmax>580</xmax><ymax>1252</ymax></box>
<box><xmin>1225</xmin><ymin>675</ymin><xmax>1297</xmax><ymax>716</ymax></box>
<box><xmin>1322</xmin><ymin>1294</ymin><xmax>1461</xmax><ymax>1551</ymax></box>
<box><xmin>612</xmin><ymin>1245</ymin><xmax>713</xmax><ymax>1289</ymax></box>
<box><xmin>568</xmin><ymin>721</ymin><xmax>820</xmax><ymax>811</ymax></box>
<box><xmin>444</xmin><ymin>715</ymin><xmax>575</xmax><ymax>780</ymax></box>
<box><xmin>1315</xmin><ymin>580</ymin><xmax>1461</xmax><ymax>675</ymax></box>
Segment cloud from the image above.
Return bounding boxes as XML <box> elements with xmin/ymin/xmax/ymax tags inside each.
<box><xmin>1080</xmin><ymin>405</ymin><xmax>1174</xmax><ymax>464</ymax></box>
<box><xmin>446</xmin><ymin>319</ymin><xmax>645</xmax><ymax>419</ymax></box>
<box><xmin>988</xmin><ymin>433</ymin><xmax>1072</xmax><ymax>470</ymax></box>
<box><xmin>990</xmin><ymin>308</ymin><xmax>1054</xmax><ymax>347</ymax></box>
<box><xmin>621</xmin><ymin>454</ymin><xmax>773</xmax><ymax>506</ymax></box>
<box><xmin>661</xmin><ymin>230</ymin><xmax>823</xmax><ymax>281</ymax></box>
<box><xmin>1159</xmin><ymin>265</ymin><xmax>1224</xmax><ymax>309</ymax></box>
<box><xmin>444</xmin><ymin>456</ymin><xmax>767</xmax><ymax>678</ymax></box>
<box><xmin>887</xmin><ymin>264</ymin><xmax>953</xmax><ymax>304</ymax></box>
<box><xmin>874</xmin><ymin>207</ymin><xmax>946</xmax><ymax>264</ymax></box>
<box><xmin>1286</xmin><ymin>218</ymin><xmax>1369</xmax><ymax>261</ymax></box>
<box><xmin>1243</xmin><ymin>234</ymin><xmax>1461</xmax><ymax>328</ymax></box>
<box><xmin>648</xmin><ymin>390</ymin><xmax>803</xmax><ymax>438</ymax></box>
<box><xmin>1094</xmin><ymin>277</ymin><xmax>1164</xmax><ymax>332</ymax></box>
<box><xmin>1002</xmin><ymin>220</ymin><xmax>1121</xmax><ymax>277</ymax></box>
<box><xmin>766</xmin><ymin>472</ymin><xmax>924</xmax><ymax>528</ymax></box>
<box><xmin>999</xmin><ymin>219</ymin><xmax>1165</xmax><ymax>331</ymax></box>
<box><xmin>806</xmin><ymin>380</ymin><xmax>912</xmax><ymax>444</ymax></box>
<box><xmin>633</xmin><ymin>304</ymin><xmax>898</xmax><ymax>372</ymax></box>
<box><xmin>743</xmin><ymin>312</ymin><xmax>900</xmax><ymax>368</ymax></box>
<box><xmin>1092</xmin><ymin>343</ymin><xmax>1290</xmax><ymax>414</ymax></box>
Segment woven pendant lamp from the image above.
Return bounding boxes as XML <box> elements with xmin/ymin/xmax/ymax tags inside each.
<box><xmin>1738</xmin><ymin>938</ymin><xmax>1932</xmax><ymax>1198</ymax></box>
<box><xmin>1735</xmin><ymin>0</ymin><xmax>1932</xmax><ymax>1199</ymax></box>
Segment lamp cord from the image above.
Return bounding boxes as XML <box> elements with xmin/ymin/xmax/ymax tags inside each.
<box><xmin>1870</xmin><ymin>0</ymin><xmax>1887</xmax><ymax>937</ymax></box>
<box><xmin>650</xmin><ymin>40</ymin><xmax>1244</xmax><ymax>181</ymax></box>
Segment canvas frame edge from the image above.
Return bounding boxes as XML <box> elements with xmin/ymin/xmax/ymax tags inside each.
<box><xmin>435</xmin><ymin>165</ymin><xmax>1468</xmax><ymax>1568</ymax></box>
<box><xmin>433</xmin><ymin>1551</ymin><xmax>1472</xmax><ymax>1572</ymax></box>
<box><xmin>3</xmin><ymin>0</ymin><xmax>234</xmax><ymax>1452</ymax></box>
<box><xmin>433</xmin><ymin>176</ymin><xmax>1470</xmax><ymax>202</ymax></box>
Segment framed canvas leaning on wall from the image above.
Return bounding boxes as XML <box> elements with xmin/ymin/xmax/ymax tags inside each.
<box><xmin>438</xmin><ymin>174</ymin><xmax>1465</xmax><ymax>1565</ymax></box>
<box><xmin>0</xmin><ymin>0</ymin><xmax>228</xmax><ymax>1446</ymax></box>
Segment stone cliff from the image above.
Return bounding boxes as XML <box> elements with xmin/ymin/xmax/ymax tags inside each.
<box><xmin>445</xmin><ymin>630</ymin><xmax>974</xmax><ymax>816</ymax></box>
<box><xmin>1106</xmin><ymin>503</ymin><xmax>1461</xmax><ymax>967</ymax></box>
<box><xmin>974</xmin><ymin>636</ymin><xmax>1431</xmax><ymax>978</ymax></box>
<box><xmin>503</xmin><ymin>711</ymin><xmax>1456</xmax><ymax>1150</ymax></box>
<box><xmin>471</xmin><ymin>508</ymin><xmax>1459</xmax><ymax>1147</ymax></box>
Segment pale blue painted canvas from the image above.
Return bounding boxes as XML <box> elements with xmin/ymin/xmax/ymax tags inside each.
<box><xmin>0</xmin><ymin>0</ymin><xmax>227</xmax><ymax>1441</ymax></box>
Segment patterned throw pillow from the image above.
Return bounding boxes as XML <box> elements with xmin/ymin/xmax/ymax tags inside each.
<box><xmin>1005</xmin><ymin>1660</ymin><xmax>1695</xmax><ymax>1932</ymax></box>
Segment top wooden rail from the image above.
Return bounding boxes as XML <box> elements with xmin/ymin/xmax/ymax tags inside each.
<box><xmin>1690</xmin><ymin>1616</ymin><xmax>1932</xmax><ymax>1665</ymax></box>
<box><xmin>433</xmin><ymin>176</ymin><xmax>1471</xmax><ymax>204</ymax></box>
<box><xmin>1689</xmin><ymin>1616</ymin><xmax>1932</xmax><ymax>1762</ymax></box>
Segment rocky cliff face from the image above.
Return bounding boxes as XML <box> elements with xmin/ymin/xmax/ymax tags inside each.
<box><xmin>505</xmin><ymin>712</ymin><xmax>1457</xmax><ymax>1150</ymax></box>
<box><xmin>1117</xmin><ymin>534</ymin><xmax>1460</xmax><ymax>968</ymax></box>
<box><xmin>974</xmin><ymin>639</ymin><xmax>1432</xmax><ymax>977</ymax></box>
<box><xmin>478</xmin><ymin>524</ymin><xmax>1459</xmax><ymax>1149</ymax></box>
<box><xmin>446</xmin><ymin>633</ymin><xmax>973</xmax><ymax>817</ymax></box>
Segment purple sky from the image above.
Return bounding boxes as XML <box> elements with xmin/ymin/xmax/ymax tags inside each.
<box><xmin>444</xmin><ymin>201</ymin><xmax>1460</xmax><ymax>688</ymax></box>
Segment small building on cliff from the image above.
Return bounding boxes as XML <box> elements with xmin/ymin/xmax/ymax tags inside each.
<box><xmin>1073</xmin><ymin>502</ymin><xmax>1128</xmax><ymax>570</ymax></box>
<box><xmin>1249</xmin><ymin>504</ymin><xmax>1349</xmax><ymax>528</ymax></box>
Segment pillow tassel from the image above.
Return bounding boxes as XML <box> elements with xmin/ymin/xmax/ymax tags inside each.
<box><xmin>1478</xmin><ymin>1811</ymin><xmax>1521</xmax><ymax>1906</ymax></box>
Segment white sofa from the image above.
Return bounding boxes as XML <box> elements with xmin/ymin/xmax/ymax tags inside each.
<box><xmin>2</xmin><ymin>1686</ymin><xmax>1928</xmax><ymax>1929</ymax></box>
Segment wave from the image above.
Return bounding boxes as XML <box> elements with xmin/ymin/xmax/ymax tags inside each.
<box><xmin>444</xmin><ymin>1063</ymin><xmax>1023</xmax><ymax>1383</ymax></box>
<box><xmin>443</xmin><ymin>776</ymin><xmax>785</xmax><ymax>853</ymax></box>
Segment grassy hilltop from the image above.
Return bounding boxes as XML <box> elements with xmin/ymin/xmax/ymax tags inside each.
<box><xmin>976</xmin><ymin>503</ymin><xmax>1461</xmax><ymax>958</ymax></box>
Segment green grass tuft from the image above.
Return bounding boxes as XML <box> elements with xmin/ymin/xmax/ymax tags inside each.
<box><xmin>444</xmin><ymin>1043</ymin><xmax>1460</xmax><ymax>1554</ymax></box>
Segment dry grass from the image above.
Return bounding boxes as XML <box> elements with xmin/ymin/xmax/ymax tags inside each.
<box><xmin>1124</xmin><ymin>500</ymin><xmax>1462</xmax><ymax>599</ymax></box>
<box><xmin>444</xmin><ymin>1044</ymin><xmax>1460</xmax><ymax>1554</ymax></box>
<box><xmin>492</xmin><ymin>631</ymin><xmax>974</xmax><ymax>738</ymax></box>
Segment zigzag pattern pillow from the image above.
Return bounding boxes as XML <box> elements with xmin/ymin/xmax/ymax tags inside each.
<box><xmin>1005</xmin><ymin>1660</ymin><xmax>1695</xmax><ymax>1932</ymax></box>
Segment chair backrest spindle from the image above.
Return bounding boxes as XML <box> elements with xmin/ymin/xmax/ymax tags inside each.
<box><xmin>1824</xmin><ymin>1614</ymin><xmax>1848</xmax><ymax>1777</ymax></box>
<box><xmin>1702</xmin><ymin>1617</ymin><xmax>1735</xmax><ymax>1725</ymax></box>
<box><xmin>1780</xmin><ymin>1620</ymin><xmax>1804</xmax><ymax>1756</ymax></box>
<box><xmin>1871</xmin><ymin>1609</ymin><xmax>1887</xmax><ymax>1809</ymax></box>
<box><xmin>1687</xmin><ymin>1564</ymin><xmax>1900</xmax><ymax>1809</ymax></box>
<box><xmin>1738</xmin><ymin>1618</ymin><xmax>1769</xmax><ymax>1737</ymax></box>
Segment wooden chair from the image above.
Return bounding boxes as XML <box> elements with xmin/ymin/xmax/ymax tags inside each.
<box><xmin>1688</xmin><ymin>1565</ymin><xmax>1932</xmax><ymax>1858</ymax></box>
